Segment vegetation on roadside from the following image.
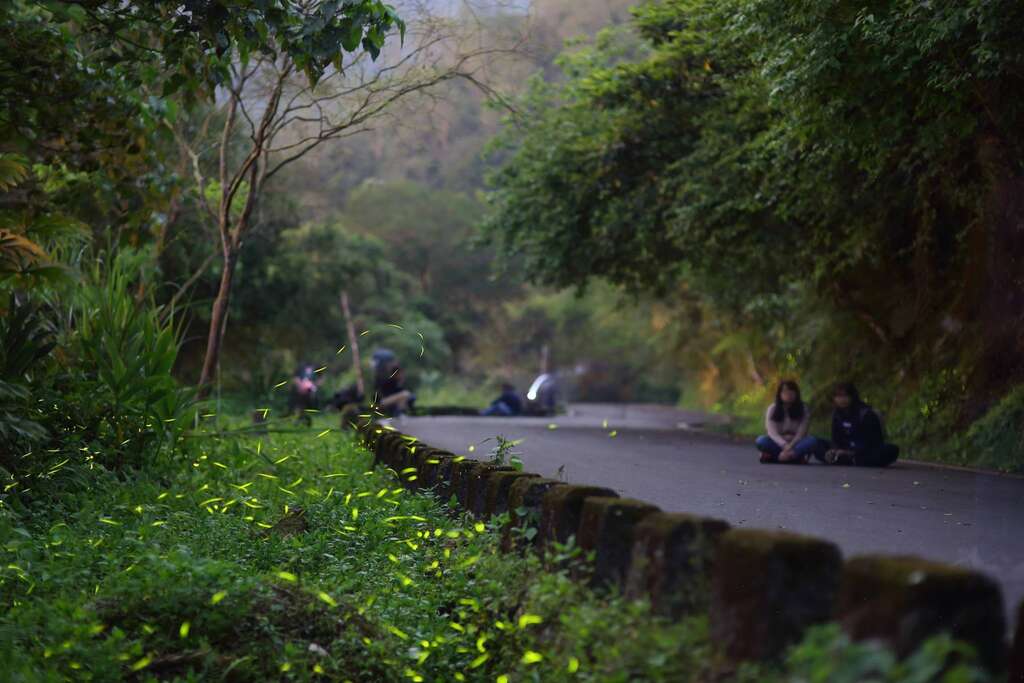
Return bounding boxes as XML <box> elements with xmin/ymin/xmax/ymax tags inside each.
<box><xmin>0</xmin><ymin>412</ymin><xmax>995</xmax><ymax>682</ymax></box>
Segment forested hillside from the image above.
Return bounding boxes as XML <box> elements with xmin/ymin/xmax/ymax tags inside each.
<box><xmin>4</xmin><ymin>0</ymin><xmax>1021</xmax><ymax>471</ymax></box>
<box><xmin>482</xmin><ymin>0</ymin><xmax>1024</xmax><ymax>470</ymax></box>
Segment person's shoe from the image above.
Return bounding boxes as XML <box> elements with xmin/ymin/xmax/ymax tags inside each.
<box><xmin>759</xmin><ymin>451</ymin><xmax>778</xmax><ymax>464</ymax></box>
<box><xmin>824</xmin><ymin>449</ymin><xmax>852</xmax><ymax>465</ymax></box>
<box><xmin>779</xmin><ymin>451</ymin><xmax>804</xmax><ymax>464</ymax></box>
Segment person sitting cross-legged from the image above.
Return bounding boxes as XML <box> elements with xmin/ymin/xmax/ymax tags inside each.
<box><xmin>755</xmin><ymin>380</ymin><xmax>826</xmax><ymax>464</ymax></box>
<box><xmin>820</xmin><ymin>382</ymin><xmax>899</xmax><ymax>467</ymax></box>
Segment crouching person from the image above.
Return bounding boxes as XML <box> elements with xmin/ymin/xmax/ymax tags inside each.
<box><xmin>822</xmin><ymin>382</ymin><xmax>899</xmax><ymax>467</ymax></box>
<box><xmin>756</xmin><ymin>380</ymin><xmax>825</xmax><ymax>464</ymax></box>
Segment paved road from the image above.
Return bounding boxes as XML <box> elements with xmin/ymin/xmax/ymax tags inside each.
<box><xmin>396</xmin><ymin>403</ymin><xmax>1024</xmax><ymax>628</ymax></box>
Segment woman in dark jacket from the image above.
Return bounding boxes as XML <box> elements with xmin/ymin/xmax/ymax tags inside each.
<box><xmin>822</xmin><ymin>382</ymin><xmax>899</xmax><ymax>467</ymax></box>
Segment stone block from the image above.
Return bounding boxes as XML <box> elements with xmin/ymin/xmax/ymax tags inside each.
<box><xmin>577</xmin><ymin>497</ymin><xmax>660</xmax><ymax>588</ymax></box>
<box><xmin>432</xmin><ymin>456</ymin><xmax>460</xmax><ymax>500</ymax></box>
<box><xmin>416</xmin><ymin>449</ymin><xmax>454</xmax><ymax>492</ymax></box>
<box><xmin>502</xmin><ymin>478</ymin><xmax>565</xmax><ymax>552</ymax></box>
<box><xmin>626</xmin><ymin>512</ymin><xmax>730</xmax><ymax>618</ymax></box>
<box><xmin>374</xmin><ymin>432</ymin><xmax>402</xmax><ymax>470</ymax></box>
<box><xmin>539</xmin><ymin>484</ymin><xmax>619</xmax><ymax>546</ymax></box>
<box><xmin>466</xmin><ymin>463</ymin><xmax>515</xmax><ymax>516</ymax></box>
<box><xmin>838</xmin><ymin>554</ymin><xmax>1006</xmax><ymax>672</ymax></box>
<box><xmin>448</xmin><ymin>458</ymin><xmax>482</xmax><ymax>508</ymax></box>
<box><xmin>711</xmin><ymin>529</ymin><xmax>841</xmax><ymax>662</ymax></box>
<box><xmin>397</xmin><ymin>441</ymin><xmax>424</xmax><ymax>489</ymax></box>
<box><xmin>483</xmin><ymin>471</ymin><xmax>540</xmax><ymax>518</ymax></box>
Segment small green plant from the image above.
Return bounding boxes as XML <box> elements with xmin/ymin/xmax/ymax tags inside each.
<box><xmin>488</xmin><ymin>434</ymin><xmax>523</xmax><ymax>470</ymax></box>
<box><xmin>783</xmin><ymin>624</ymin><xmax>990</xmax><ymax>683</ymax></box>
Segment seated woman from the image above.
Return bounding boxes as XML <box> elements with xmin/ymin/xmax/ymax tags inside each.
<box><xmin>373</xmin><ymin>357</ymin><xmax>414</xmax><ymax>417</ymax></box>
<box><xmin>822</xmin><ymin>382</ymin><xmax>899</xmax><ymax>467</ymax></box>
<box><xmin>482</xmin><ymin>383</ymin><xmax>523</xmax><ymax>417</ymax></box>
<box><xmin>755</xmin><ymin>380</ymin><xmax>824</xmax><ymax>464</ymax></box>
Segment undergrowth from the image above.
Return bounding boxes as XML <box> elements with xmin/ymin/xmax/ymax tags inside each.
<box><xmin>0</xmin><ymin>413</ymin><xmax>996</xmax><ymax>682</ymax></box>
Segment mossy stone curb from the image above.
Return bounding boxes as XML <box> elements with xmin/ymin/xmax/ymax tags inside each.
<box><xmin>483</xmin><ymin>471</ymin><xmax>540</xmax><ymax>518</ymax></box>
<box><xmin>711</xmin><ymin>529</ymin><xmax>841</xmax><ymax>662</ymax></box>
<box><xmin>540</xmin><ymin>485</ymin><xmax>619</xmax><ymax>546</ymax></box>
<box><xmin>466</xmin><ymin>463</ymin><xmax>515</xmax><ymax>517</ymax></box>
<box><xmin>448</xmin><ymin>458</ymin><xmax>482</xmax><ymax>508</ymax></box>
<box><xmin>626</xmin><ymin>512</ymin><xmax>730</xmax><ymax>618</ymax></box>
<box><xmin>502</xmin><ymin>478</ymin><xmax>566</xmax><ymax>552</ymax></box>
<box><xmin>838</xmin><ymin>554</ymin><xmax>1006</xmax><ymax>672</ymax></box>
<box><xmin>416</xmin><ymin>449</ymin><xmax>455</xmax><ymax>492</ymax></box>
<box><xmin>372</xmin><ymin>432</ymin><xmax>402</xmax><ymax>469</ymax></box>
<box><xmin>577</xmin><ymin>497</ymin><xmax>660</xmax><ymax>588</ymax></box>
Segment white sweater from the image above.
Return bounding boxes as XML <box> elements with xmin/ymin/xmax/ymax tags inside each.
<box><xmin>765</xmin><ymin>403</ymin><xmax>810</xmax><ymax>448</ymax></box>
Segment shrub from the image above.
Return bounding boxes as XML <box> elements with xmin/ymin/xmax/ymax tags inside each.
<box><xmin>49</xmin><ymin>252</ymin><xmax>192</xmax><ymax>471</ymax></box>
<box><xmin>964</xmin><ymin>384</ymin><xmax>1024</xmax><ymax>473</ymax></box>
<box><xmin>0</xmin><ymin>295</ymin><xmax>54</xmax><ymax>470</ymax></box>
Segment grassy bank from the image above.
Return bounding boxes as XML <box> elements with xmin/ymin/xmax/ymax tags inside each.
<box><xmin>0</xmin><ymin>413</ymin><xmax>994</xmax><ymax>682</ymax></box>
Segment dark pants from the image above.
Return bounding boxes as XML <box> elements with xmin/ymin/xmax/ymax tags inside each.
<box><xmin>853</xmin><ymin>443</ymin><xmax>900</xmax><ymax>467</ymax></box>
<box><xmin>812</xmin><ymin>442</ymin><xmax>900</xmax><ymax>467</ymax></box>
<box><xmin>755</xmin><ymin>435</ymin><xmax>825</xmax><ymax>460</ymax></box>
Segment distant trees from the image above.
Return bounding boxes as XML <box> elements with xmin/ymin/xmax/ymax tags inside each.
<box><xmin>484</xmin><ymin>0</ymin><xmax>1024</xmax><ymax>436</ymax></box>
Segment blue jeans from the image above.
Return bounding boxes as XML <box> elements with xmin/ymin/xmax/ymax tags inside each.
<box><xmin>755</xmin><ymin>435</ymin><xmax>824</xmax><ymax>460</ymax></box>
<box><xmin>482</xmin><ymin>400</ymin><xmax>514</xmax><ymax>417</ymax></box>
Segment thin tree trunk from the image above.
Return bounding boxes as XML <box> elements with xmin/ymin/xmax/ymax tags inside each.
<box><xmin>341</xmin><ymin>290</ymin><xmax>364</xmax><ymax>398</ymax></box>
<box><xmin>198</xmin><ymin>247</ymin><xmax>238</xmax><ymax>398</ymax></box>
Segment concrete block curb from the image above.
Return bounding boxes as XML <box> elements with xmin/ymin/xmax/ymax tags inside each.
<box><xmin>482</xmin><ymin>471</ymin><xmax>540</xmax><ymax>518</ymax></box>
<box><xmin>626</xmin><ymin>512</ymin><xmax>730</xmax><ymax>618</ymax></box>
<box><xmin>466</xmin><ymin>463</ymin><xmax>516</xmax><ymax>517</ymax></box>
<box><xmin>502</xmin><ymin>477</ymin><xmax>566</xmax><ymax>552</ymax></box>
<box><xmin>577</xmin><ymin>497</ymin><xmax>660</xmax><ymax>588</ymax></box>
<box><xmin>540</xmin><ymin>484</ymin><xmax>619</xmax><ymax>546</ymax></box>
<box><xmin>354</xmin><ymin>421</ymin><xmax>1017</xmax><ymax>670</ymax></box>
<box><xmin>838</xmin><ymin>554</ymin><xmax>1006</xmax><ymax>672</ymax></box>
<box><xmin>711</xmin><ymin>529</ymin><xmax>841</xmax><ymax>661</ymax></box>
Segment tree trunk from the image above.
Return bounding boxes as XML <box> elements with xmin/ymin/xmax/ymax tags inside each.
<box><xmin>340</xmin><ymin>290</ymin><xmax>364</xmax><ymax>398</ymax></box>
<box><xmin>197</xmin><ymin>247</ymin><xmax>238</xmax><ymax>398</ymax></box>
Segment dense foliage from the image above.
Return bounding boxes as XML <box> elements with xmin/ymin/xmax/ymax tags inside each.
<box><xmin>0</xmin><ymin>418</ymin><xmax>993</xmax><ymax>682</ymax></box>
<box><xmin>483</xmin><ymin>0</ymin><xmax>1024</xmax><ymax>469</ymax></box>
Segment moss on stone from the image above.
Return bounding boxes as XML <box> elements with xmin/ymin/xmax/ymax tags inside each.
<box><xmin>711</xmin><ymin>528</ymin><xmax>841</xmax><ymax>662</ymax></box>
<box><xmin>576</xmin><ymin>497</ymin><xmax>659</xmax><ymax>589</ymax></box>
<box><xmin>502</xmin><ymin>478</ymin><xmax>565</xmax><ymax>553</ymax></box>
<box><xmin>839</xmin><ymin>554</ymin><xmax>1006</xmax><ymax>672</ymax></box>
<box><xmin>626</xmin><ymin>512</ymin><xmax>730</xmax><ymax>618</ymax></box>
<box><xmin>483</xmin><ymin>471</ymin><xmax>539</xmax><ymax>518</ymax></box>
<box><xmin>465</xmin><ymin>463</ymin><xmax>514</xmax><ymax>516</ymax></box>
<box><xmin>448</xmin><ymin>459</ymin><xmax>481</xmax><ymax>508</ymax></box>
<box><xmin>415</xmin><ymin>449</ymin><xmax>453</xmax><ymax>492</ymax></box>
<box><xmin>539</xmin><ymin>485</ymin><xmax>618</xmax><ymax>546</ymax></box>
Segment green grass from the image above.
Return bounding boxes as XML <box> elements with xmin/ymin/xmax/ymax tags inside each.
<box><xmin>0</xmin><ymin>413</ymin><xmax>996</xmax><ymax>682</ymax></box>
<box><xmin>0</xmin><ymin>415</ymin><xmax>717</xmax><ymax>682</ymax></box>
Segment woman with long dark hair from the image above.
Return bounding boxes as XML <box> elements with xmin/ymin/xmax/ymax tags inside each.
<box><xmin>755</xmin><ymin>380</ymin><xmax>825</xmax><ymax>463</ymax></box>
<box><xmin>822</xmin><ymin>382</ymin><xmax>899</xmax><ymax>466</ymax></box>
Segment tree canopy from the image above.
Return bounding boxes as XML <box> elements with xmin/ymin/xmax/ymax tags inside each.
<box><xmin>483</xmin><ymin>0</ymin><xmax>1024</xmax><ymax>418</ymax></box>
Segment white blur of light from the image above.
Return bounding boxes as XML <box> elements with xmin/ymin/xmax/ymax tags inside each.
<box><xmin>527</xmin><ymin>373</ymin><xmax>550</xmax><ymax>401</ymax></box>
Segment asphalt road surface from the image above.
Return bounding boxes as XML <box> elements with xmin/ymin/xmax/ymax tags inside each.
<box><xmin>396</xmin><ymin>403</ymin><xmax>1024</xmax><ymax>628</ymax></box>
